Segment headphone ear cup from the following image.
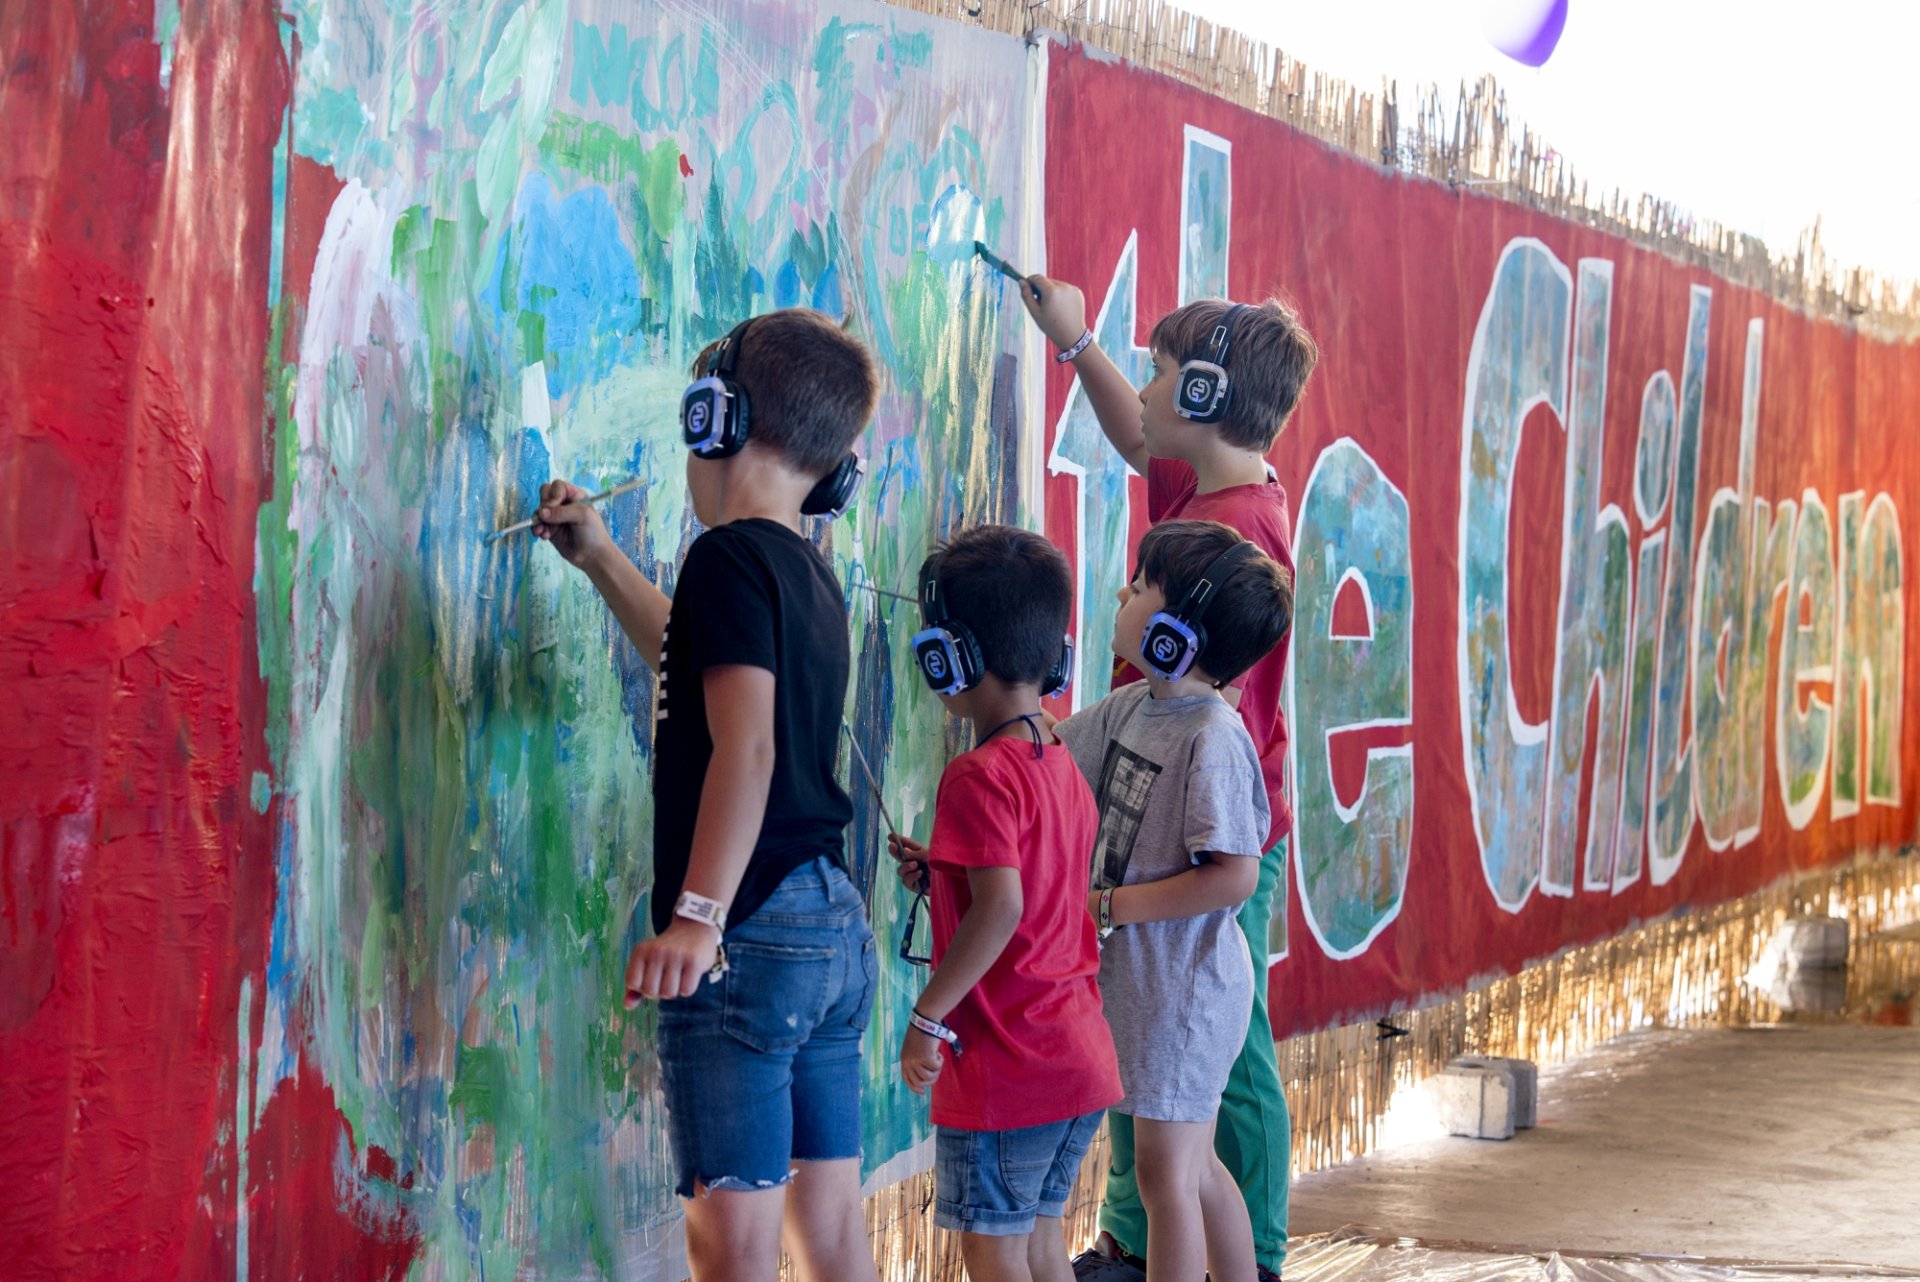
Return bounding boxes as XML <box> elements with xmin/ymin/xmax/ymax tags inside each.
<box><xmin>681</xmin><ymin>377</ymin><xmax>750</xmax><ymax>456</ymax></box>
<box><xmin>1141</xmin><ymin>612</ymin><xmax>1206</xmax><ymax>680</ymax></box>
<box><xmin>800</xmin><ymin>453</ymin><xmax>863</xmax><ymax>518</ymax></box>
<box><xmin>1174</xmin><ymin>363</ymin><xmax>1227</xmax><ymax>422</ymax></box>
<box><xmin>1043</xmin><ymin>634</ymin><xmax>1074</xmax><ymax>699</ymax></box>
<box><xmin>954</xmin><ymin>624</ymin><xmax>985</xmax><ymax>691</ymax></box>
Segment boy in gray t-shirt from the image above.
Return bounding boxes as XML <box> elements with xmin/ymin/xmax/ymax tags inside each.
<box><xmin>1054</xmin><ymin>520</ymin><xmax>1293</xmax><ymax>1282</ymax></box>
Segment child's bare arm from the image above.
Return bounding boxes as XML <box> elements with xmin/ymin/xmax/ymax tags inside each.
<box><xmin>900</xmin><ymin>865</ymin><xmax>1023</xmax><ymax>1095</ymax></box>
<box><xmin>535</xmin><ymin>480</ymin><xmax>671</xmax><ymax>670</ymax></box>
<box><xmin>625</xmin><ymin>665</ymin><xmax>774</xmax><ymax>1003</ymax></box>
<box><xmin>913</xmin><ymin>866</ymin><xmax>1022</xmax><ymax>1020</ymax></box>
<box><xmin>1093</xmin><ymin>852</ymin><xmax>1258</xmax><ymax>927</ymax></box>
<box><xmin>1020</xmin><ymin>277</ymin><xmax>1151</xmax><ymax>474</ymax></box>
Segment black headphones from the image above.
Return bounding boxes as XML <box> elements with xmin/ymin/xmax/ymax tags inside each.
<box><xmin>911</xmin><ymin>555</ymin><xmax>1073</xmax><ymax>699</ymax></box>
<box><xmin>1172</xmin><ymin>302</ymin><xmax>1250</xmax><ymax>423</ymax></box>
<box><xmin>679</xmin><ymin>316</ymin><xmax>864</xmax><ymax>519</ymax></box>
<box><xmin>1139</xmin><ymin>540</ymin><xmax>1260</xmax><ymax>681</ymax></box>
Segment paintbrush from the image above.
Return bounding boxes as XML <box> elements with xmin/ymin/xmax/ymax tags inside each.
<box><xmin>844</xmin><ymin>726</ymin><xmax>928</xmax><ymax>894</ymax></box>
<box><xmin>843</xmin><ymin>726</ymin><xmax>901</xmax><ymax>838</ymax></box>
<box><xmin>484</xmin><ymin>477</ymin><xmax>645</xmax><ymax>544</ymax></box>
<box><xmin>973</xmin><ymin>241</ymin><xmax>1043</xmax><ymax>301</ymax></box>
<box><xmin>858</xmin><ymin>581</ymin><xmax>919</xmax><ymax>607</ymax></box>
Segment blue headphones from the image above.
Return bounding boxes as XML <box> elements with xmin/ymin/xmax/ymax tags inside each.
<box><xmin>1139</xmin><ymin>540</ymin><xmax>1260</xmax><ymax>681</ymax></box>
<box><xmin>679</xmin><ymin>316</ymin><xmax>865</xmax><ymax>518</ymax></box>
<box><xmin>912</xmin><ymin>556</ymin><xmax>1072</xmax><ymax>699</ymax></box>
<box><xmin>1172</xmin><ymin>302</ymin><xmax>1250</xmax><ymax>423</ymax></box>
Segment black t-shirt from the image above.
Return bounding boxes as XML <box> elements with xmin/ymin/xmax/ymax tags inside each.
<box><xmin>651</xmin><ymin>519</ymin><xmax>853</xmax><ymax>934</ymax></box>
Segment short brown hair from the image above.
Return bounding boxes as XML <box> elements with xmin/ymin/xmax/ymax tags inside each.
<box><xmin>921</xmin><ymin>525</ymin><xmax>1072</xmax><ymax>686</ymax></box>
<box><xmin>692</xmin><ymin>308</ymin><xmax>879</xmax><ymax>476</ymax></box>
<box><xmin>1150</xmin><ymin>297</ymin><xmax>1318</xmax><ymax>451</ymax></box>
<box><xmin>1136</xmin><ymin>519</ymin><xmax>1292</xmax><ymax>684</ymax></box>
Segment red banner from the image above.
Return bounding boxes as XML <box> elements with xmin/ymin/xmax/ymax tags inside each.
<box><xmin>1042</xmin><ymin>42</ymin><xmax>1918</xmax><ymax>1036</ymax></box>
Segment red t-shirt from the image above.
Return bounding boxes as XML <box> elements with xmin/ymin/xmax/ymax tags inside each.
<box><xmin>925</xmin><ymin>737</ymin><xmax>1123</xmax><ymax>1130</ymax></box>
<box><xmin>1113</xmin><ymin>457</ymin><xmax>1296</xmax><ymax>846</ymax></box>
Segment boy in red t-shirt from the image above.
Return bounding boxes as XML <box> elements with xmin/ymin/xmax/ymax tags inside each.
<box><xmin>1020</xmin><ymin>284</ymin><xmax>1319</xmax><ymax>1282</ymax></box>
<box><xmin>888</xmin><ymin>524</ymin><xmax>1123</xmax><ymax>1282</ymax></box>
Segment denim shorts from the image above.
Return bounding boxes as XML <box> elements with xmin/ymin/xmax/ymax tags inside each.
<box><xmin>656</xmin><ymin>856</ymin><xmax>877</xmax><ymax>1198</ymax></box>
<box><xmin>934</xmin><ymin>1108</ymin><xmax>1106</xmax><ymax>1236</ymax></box>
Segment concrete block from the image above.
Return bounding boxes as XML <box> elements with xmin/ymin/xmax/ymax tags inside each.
<box><xmin>1431</xmin><ymin>1064</ymin><xmax>1515</xmax><ymax>1140</ymax></box>
<box><xmin>1752</xmin><ymin>963</ymin><xmax>1848</xmax><ymax>1013</ymax></box>
<box><xmin>1773</xmin><ymin>916</ymin><xmax>1849</xmax><ymax>969</ymax></box>
<box><xmin>1450</xmin><ymin>1055</ymin><xmax>1538</xmax><ymax>1128</ymax></box>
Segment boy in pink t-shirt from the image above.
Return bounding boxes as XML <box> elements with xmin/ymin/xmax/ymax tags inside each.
<box><xmin>1021</xmin><ymin>284</ymin><xmax>1319</xmax><ymax>1282</ymax></box>
<box><xmin>889</xmin><ymin>524</ymin><xmax>1123</xmax><ymax>1282</ymax></box>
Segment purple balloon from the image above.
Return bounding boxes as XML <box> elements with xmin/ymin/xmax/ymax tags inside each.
<box><xmin>1485</xmin><ymin>0</ymin><xmax>1568</xmax><ymax>68</ymax></box>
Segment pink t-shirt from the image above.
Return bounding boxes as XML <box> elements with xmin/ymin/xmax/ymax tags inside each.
<box><xmin>925</xmin><ymin>737</ymin><xmax>1124</xmax><ymax>1130</ymax></box>
<box><xmin>1112</xmin><ymin>456</ymin><xmax>1295</xmax><ymax>847</ymax></box>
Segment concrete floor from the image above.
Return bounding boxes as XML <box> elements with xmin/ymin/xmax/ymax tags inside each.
<box><xmin>1288</xmin><ymin>1022</ymin><xmax>1920</xmax><ymax>1273</ymax></box>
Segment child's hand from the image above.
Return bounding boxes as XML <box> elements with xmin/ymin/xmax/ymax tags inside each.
<box><xmin>900</xmin><ymin>1026</ymin><xmax>945</xmax><ymax>1095</ymax></box>
<box><xmin>534</xmin><ymin>479</ymin><xmax>615</xmax><ymax>571</ymax></box>
<box><xmin>623</xmin><ymin>919</ymin><xmax>720</xmax><ymax>1006</ymax></box>
<box><xmin>888</xmin><ymin>832</ymin><xmax>930</xmax><ymax>893</ymax></box>
<box><xmin>1019</xmin><ymin>276</ymin><xmax>1088</xmax><ymax>349</ymax></box>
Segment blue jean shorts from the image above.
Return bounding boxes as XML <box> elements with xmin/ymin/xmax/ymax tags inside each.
<box><xmin>934</xmin><ymin>1108</ymin><xmax>1106</xmax><ymax>1236</ymax></box>
<box><xmin>656</xmin><ymin>856</ymin><xmax>877</xmax><ymax>1198</ymax></box>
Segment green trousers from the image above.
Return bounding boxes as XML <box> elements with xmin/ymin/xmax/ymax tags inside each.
<box><xmin>1098</xmin><ymin>837</ymin><xmax>1292</xmax><ymax>1274</ymax></box>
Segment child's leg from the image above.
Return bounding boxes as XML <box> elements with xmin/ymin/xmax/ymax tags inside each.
<box><xmin>660</xmin><ymin>858</ymin><xmax>878</xmax><ymax>1282</ymax></box>
<box><xmin>1197</xmin><ymin>1148</ymin><xmax>1256</xmax><ymax>1282</ymax></box>
<box><xmin>1094</xmin><ymin>1111</ymin><xmax>1148</xmax><ymax>1258</ymax></box>
<box><xmin>1216</xmin><ymin>834</ymin><xmax>1293</xmax><ymax>1274</ymax></box>
<box><xmin>1131</xmin><ymin>1117</ymin><xmax>1215</xmax><ymax>1280</ymax></box>
<box><xmin>939</xmin><ymin>1113</ymin><xmax>1097</xmax><ymax>1281</ymax></box>
<box><xmin>783</xmin><ymin>863</ymin><xmax>881</xmax><ymax>1282</ymax></box>
<box><xmin>961</xmin><ymin>1231</ymin><xmax>1036</xmax><ymax>1282</ymax></box>
<box><xmin>1025</xmin><ymin>1218</ymin><xmax>1073</xmax><ymax>1282</ymax></box>
<box><xmin>1028</xmin><ymin>1108</ymin><xmax>1104</xmax><ymax>1282</ymax></box>
<box><xmin>681</xmin><ymin>1184</ymin><xmax>785</xmax><ymax>1280</ymax></box>
<box><xmin>782</xmin><ymin>1158</ymin><xmax>877</xmax><ymax>1282</ymax></box>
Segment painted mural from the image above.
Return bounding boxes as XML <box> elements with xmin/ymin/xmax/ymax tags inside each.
<box><xmin>2</xmin><ymin>5</ymin><xmax>1914</xmax><ymax>1281</ymax></box>
<box><xmin>1041</xmin><ymin>42</ymin><xmax>1916</xmax><ymax>1032</ymax></box>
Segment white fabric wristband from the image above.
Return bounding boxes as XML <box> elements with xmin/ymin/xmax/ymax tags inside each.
<box><xmin>1054</xmin><ymin>328</ymin><xmax>1095</xmax><ymax>363</ymax></box>
<box><xmin>673</xmin><ymin>890</ymin><xmax>728</xmax><ymax>932</ymax></box>
<box><xmin>909</xmin><ymin>1007</ymin><xmax>963</xmax><ymax>1056</ymax></box>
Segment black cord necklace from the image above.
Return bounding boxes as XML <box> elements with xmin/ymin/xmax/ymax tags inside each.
<box><xmin>981</xmin><ymin>711</ymin><xmax>1045</xmax><ymax>759</ymax></box>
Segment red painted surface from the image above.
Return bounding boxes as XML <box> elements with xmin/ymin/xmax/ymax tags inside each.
<box><xmin>0</xmin><ymin>5</ymin><xmax>416</xmax><ymax>1278</ymax></box>
<box><xmin>1043</xmin><ymin>43</ymin><xmax>1920</xmax><ymax>1036</ymax></box>
<box><xmin>246</xmin><ymin>1062</ymin><xmax>421</xmax><ymax>1282</ymax></box>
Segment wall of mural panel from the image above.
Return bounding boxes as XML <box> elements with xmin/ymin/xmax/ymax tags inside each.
<box><xmin>2</xmin><ymin>5</ymin><xmax>1912</xmax><ymax>1279</ymax></box>
<box><xmin>1040</xmin><ymin>43</ymin><xmax>1913</xmax><ymax>1034</ymax></box>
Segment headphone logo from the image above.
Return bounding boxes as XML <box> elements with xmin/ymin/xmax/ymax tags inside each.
<box><xmin>686</xmin><ymin>401</ymin><xmax>709</xmax><ymax>435</ymax></box>
<box><xmin>1182</xmin><ymin>374</ymin><xmax>1213</xmax><ymax>403</ymax></box>
<box><xmin>1151</xmin><ymin>634</ymin><xmax>1180</xmax><ymax>665</ymax></box>
<box><xmin>924</xmin><ymin>650</ymin><xmax>948</xmax><ymax>681</ymax></box>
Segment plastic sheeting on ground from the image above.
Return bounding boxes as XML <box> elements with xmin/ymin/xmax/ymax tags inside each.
<box><xmin>1286</xmin><ymin>1228</ymin><xmax>1920</xmax><ymax>1282</ymax></box>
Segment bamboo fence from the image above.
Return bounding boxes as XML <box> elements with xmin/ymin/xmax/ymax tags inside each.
<box><xmin>884</xmin><ymin>0</ymin><xmax>1920</xmax><ymax>335</ymax></box>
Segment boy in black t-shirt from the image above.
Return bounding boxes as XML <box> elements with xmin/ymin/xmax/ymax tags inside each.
<box><xmin>534</xmin><ymin>309</ymin><xmax>881</xmax><ymax>1282</ymax></box>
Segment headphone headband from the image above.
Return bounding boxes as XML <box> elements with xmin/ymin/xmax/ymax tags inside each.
<box><xmin>709</xmin><ymin>317</ymin><xmax>752</xmax><ymax>379</ymax></box>
<box><xmin>1172</xmin><ymin>539</ymin><xmax>1260</xmax><ymax>628</ymax></box>
<box><xmin>1202</xmin><ymin>302</ymin><xmax>1249</xmax><ymax>370</ymax></box>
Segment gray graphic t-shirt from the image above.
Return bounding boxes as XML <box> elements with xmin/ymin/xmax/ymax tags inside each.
<box><xmin>1056</xmin><ymin>683</ymin><xmax>1269</xmax><ymax>1121</ymax></box>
